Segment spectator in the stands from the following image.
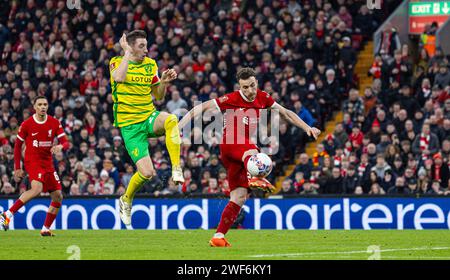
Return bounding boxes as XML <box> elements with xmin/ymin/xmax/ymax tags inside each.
<box><xmin>430</xmin><ymin>153</ymin><xmax>450</xmax><ymax>189</ymax></box>
<box><xmin>434</xmin><ymin>62</ymin><xmax>450</xmax><ymax>89</ymax></box>
<box><xmin>70</xmin><ymin>184</ymin><xmax>81</xmax><ymax>196</ymax></box>
<box><xmin>323</xmin><ymin>167</ymin><xmax>344</xmax><ymax>194</ymax></box>
<box><xmin>294</xmin><ymin>100</ymin><xmax>316</xmax><ymax>128</ymax></box>
<box><xmin>387</xmin><ymin>176</ymin><xmax>410</xmax><ymax>194</ymax></box>
<box><xmin>412</xmin><ymin>122</ymin><xmax>440</xmax><ymax>160</ymax></box>
<box><xmin>166</xmin><ymin>90</ymin><xmax>188</xmax><ymax>117</ymax></box>
<box><xmin>406</xmin><ymin>178</ymin><xmax>419</xmax><ymax>194</ymax></box>
<box><xmin>280</xmin><ymin>179</ymin><xmax>296</xmax><ymax>195</ymax></box>
<box><xmin>300</xmin><ymin>181</ymin><xmax>319</xmax><ymax>195</ymax></box>
<box><xmin>342</xmin><ymin>164</ymin><xmax>360</xmax><ymax>194</ymax></box>
<box><xmin>203</xmin><ymin>178</ymin><xmax>221</xmax><ymax>194</ymax></box>
<box><xmin>369</xmin><ymin>183</ymin><xmax>385</xmax><ymax>195</ymax></box>
<box><xmin>427</xmin><ymin>180</ymin><xmax>450</xmax><ymax>195</ymax></box>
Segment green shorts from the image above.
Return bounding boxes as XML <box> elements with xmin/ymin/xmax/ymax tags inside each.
<box><xmin>120</xmin><ymin>111</ymin><xmax>161</xmax><ymax>163</ymax></box>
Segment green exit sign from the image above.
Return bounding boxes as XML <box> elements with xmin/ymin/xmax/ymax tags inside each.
<box><xmin>409</xmin><ymin>1</ymin><xmax>450</xmax><ymax>16</ymax></box>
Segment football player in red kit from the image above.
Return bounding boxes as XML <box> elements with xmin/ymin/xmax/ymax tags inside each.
<box><xmin>179</xmin><ymin>68</ymin><xmax>321</xmax><ymax>247</ymax></box>
<box><xmin>0</xmin><ymin>96</ymin><xmax>70</xmax><ymax>236</ymax></box>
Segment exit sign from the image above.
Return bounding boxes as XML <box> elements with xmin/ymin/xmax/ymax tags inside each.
<box><xmin>409</xmin><ymin>1</ymin><xmax>450</xmax><ymax>16</ymax></box>
<box><xmin>408</xmin><ymin>1</ymin><xmax>450</xmax><ymax>34</ymax></box>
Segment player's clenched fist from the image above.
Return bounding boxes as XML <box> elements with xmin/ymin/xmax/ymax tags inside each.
<box><xmin>160</xmin><ymin>69</ymin><xmax>177</xmax><ymax>84</ymax></box>
<box><xmin>13</xmin><ymin>169</ymin><xmax>24</xmax><ymax>182</ymax></box>
<box><xmin>50</xmin><ymin>144</ymin><xmax>63</xmax><ymax>154</ymax></box>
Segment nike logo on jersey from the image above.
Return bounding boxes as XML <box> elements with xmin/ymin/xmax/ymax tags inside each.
<box><xmin>32</xmin><ymin>132</ymin><xmax>38</xmax><ymax>136</ymax></box>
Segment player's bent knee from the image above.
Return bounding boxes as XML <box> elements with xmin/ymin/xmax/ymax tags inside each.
<box><xmin>232</xmin><ymin>196</ymin><xmax>247</xmax><ymax>207</ymax></box>
<box><xmin>166</xmin><ymin>113</ymin><xmax>178</xmax><ymax>124</ymax></box>
<box><xmin>238</xmin><ymin>195</ymin><xmax>247</xmax><ymax>205</ymax></box>
<box><xmin>230</xmin><ymin>188</ymin><xmax>248</xmax><ymax>206</ymax></box>
<box><xmin>139</xmin><ymin>169</ymin><xmax>154</xmax><ymax>179</ymax></box>
<box><xmin>136</xmin><ymin>157</ymin><xmax>156</xmax><ymax>178</ymax></box>
<box><xmin>53</xmin><ymin>193</ymin><xmax>63</xmax><ymax>203</ymax></box>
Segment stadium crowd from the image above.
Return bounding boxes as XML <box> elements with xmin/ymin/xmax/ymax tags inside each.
<box><xmin>282</xmin><ymin>28</ymin><xmax>450</xmax><ymax>196</ymax></box>
<box><xmin>0</xmin><ymin>0</ymin><xmax>400</xmax><ymax>197</ymax></box>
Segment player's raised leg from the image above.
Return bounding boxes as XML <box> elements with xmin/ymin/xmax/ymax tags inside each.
<box><xmin>243</xmin><ymin>150</ymin><xmax>276</xmax><ymax>193</ymax></box>
<box><xmin>119</xmin><ymin>156</ymin><xmax>154</xmax><ymax>225</ymax></box>
<box><xmin>1</xmin><ymin>179</ymin><xmax>43</xmax><ymax>231</ymax></box>
<box><xmin>153</xmin><ymin>112</ymin><xmax>184</xmax><ymax>184</ymax></box>
<box><xmin>41</xmin><ymin>190</ymin><xmax>63</xmax><ymax>237</ymax></box>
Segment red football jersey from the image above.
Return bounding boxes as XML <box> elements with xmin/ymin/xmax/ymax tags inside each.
<box><xmin>16</xmin><ymin>115</ymin><xmax>66</xmax><ymax>170</ymax></box>
<box><xmin>214</xmin><ymin>89</ymin><xmax>275</xmax><ymax>144</ymax></box>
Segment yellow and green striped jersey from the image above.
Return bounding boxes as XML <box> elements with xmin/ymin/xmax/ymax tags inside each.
<box><xmin>109</xmin><ymin>56</ymin><xmax>161</xmax><ymax>127</ymax></box>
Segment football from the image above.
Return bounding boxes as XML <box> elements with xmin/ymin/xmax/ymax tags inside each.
<box><xmin>247</xmin><ymin>153</ymin><xmax>273</xmax><ymax>178</ymax></box>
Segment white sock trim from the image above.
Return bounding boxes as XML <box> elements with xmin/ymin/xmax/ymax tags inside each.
<box><xmin>5</xmin><ymin>210</ymin><xmax>13</xmax><ymax>219</ymax></box>
<box><xmin>214</xmin><ymin>232</ymin><xmax>225</xmax><ymax>238</ymax></box>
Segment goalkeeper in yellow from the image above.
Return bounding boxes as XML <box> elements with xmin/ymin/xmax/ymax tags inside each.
<box><xmin>110</xmin><ymin>30</ymin><xmax>184</xmax><ymax>225</ymax></box>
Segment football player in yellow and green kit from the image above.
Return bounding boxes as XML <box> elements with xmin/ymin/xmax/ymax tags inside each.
<box><xmin>109</xmin><ymin>30</ymin><xmax>184</xmax><ymax>225</ymax></box>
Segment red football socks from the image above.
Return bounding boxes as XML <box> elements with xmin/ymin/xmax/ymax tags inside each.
<box><xmin>43</xmin><ymin>213</ymin><xmax>57</xmax><ymax>229</ymax></box>
<box><xmin>43</xmin><ymin>201</ymin><xmax>61</xmax><ymax>229</ymax></box>
<box><xmin>9</xmin><ymin>199</ymin><xmax>24</xmax><ymax>214</ymax></box>
<box><xmin>216</xmin><ymin>201</ymin><xmax>241</xmax><ymax>235</ymax></box>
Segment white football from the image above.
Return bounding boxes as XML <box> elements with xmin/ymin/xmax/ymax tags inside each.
<box><xmin>247</xmin><ymin>153</ymin><xmax>273</xmax><ymax>178</ymax></box>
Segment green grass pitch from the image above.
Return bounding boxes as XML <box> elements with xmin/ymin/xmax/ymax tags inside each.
<box><xmin>1</xmin><ymin>230</ymin><xmax>450</xmax><ymax>260</ymax></box>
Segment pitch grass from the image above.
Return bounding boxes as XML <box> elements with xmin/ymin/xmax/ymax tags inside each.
<box><xmin>1</xmin><ymin>230</ymin><xmax>450</xmax><ymax>260</ymax></box>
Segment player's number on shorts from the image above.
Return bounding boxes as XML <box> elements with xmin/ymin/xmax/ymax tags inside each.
<box><xmin>67</xmin><ymin>245</ymin><xmax>81</xmax><ymax>260</ymax></box>
<box><xmin>54</xmin><ymin>172</ymin><xmax>60</xmax><ymax>182</ymax></box>
<box><xmin>367</xmin><ymin>245</ymin><xmax>381</xmax><ymax>260</ymax></box>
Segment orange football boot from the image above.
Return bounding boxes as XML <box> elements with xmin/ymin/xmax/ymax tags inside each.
<box><xmin>40</xmin><ymin>229</ymin><xmax>55</xmax><ymax>237</ymax></box>
<box><xmin>209</xmin><ymin>237</ymin><xmax>231</xmax><ymax>247</ymax></box>
<box><xmin>0</xmin><ymin>212</ymin><xmax>10</xmax><ymax>231</ymax></box>
<box><xmin>248</xmin><ymin>177</ymin><xmax>276</xmax><ymax>193</ymax></box>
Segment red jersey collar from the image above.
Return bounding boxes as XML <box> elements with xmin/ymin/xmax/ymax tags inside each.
<box><xmin>33</xmin><ymin>114</ymin><xmax>48</xmax><ymax>124</ymax></box>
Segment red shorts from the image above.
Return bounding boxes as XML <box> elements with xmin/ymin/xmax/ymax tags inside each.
<box><xmin>219</xmin><ymin>143</ymin><xmax>259</xmax><ymax>191</ymax></box>
<box><xmin>26</xmin><ymin>166</ymin><xmax>62</xmax><ymax>193</ymax></box>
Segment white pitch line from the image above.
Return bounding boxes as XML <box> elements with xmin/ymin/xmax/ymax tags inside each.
<box><xmin>381</xmin><ymin>256</ymin><xmax>450</xmax><ymax>260</ymax></box>
<box><xmin>248</xmin><ymin>247</ymin><xmax>450</xmax><ymax>258</ymax></box>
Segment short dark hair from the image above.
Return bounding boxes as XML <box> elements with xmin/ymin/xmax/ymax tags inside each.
<box><xmin>236</xmin><ymin>67</ymin><xmax>257</xmax><ymax>81</ymax></box>
<box><xmin>33</xmin><ymin>95</ymin><xmax>47</xmax><ymax>105</ymax></box>
<box><xmin>126</xmin><ymin>30</ymin><xmax>147</xmax><ymax>46</ymax></box>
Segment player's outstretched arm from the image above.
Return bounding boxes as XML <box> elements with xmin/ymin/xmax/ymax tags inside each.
<box><xmin>178</xmin><ymin>100</ymin><xmax>218</xmax><ymax>132</ymax></box>
<box><xmin>271</xmin><ymin>102</ymin><xmax>321</xmax><ymax>140</ymax></box>
<box><xmin>111</xmin><ymin>34</ymin><xmax>132</xmax><ymax>82</ymax></box>
<box><xmin>152</xmin><ymin>69</ymin><xmax>177</xmax><ymax>100</ymax></box>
